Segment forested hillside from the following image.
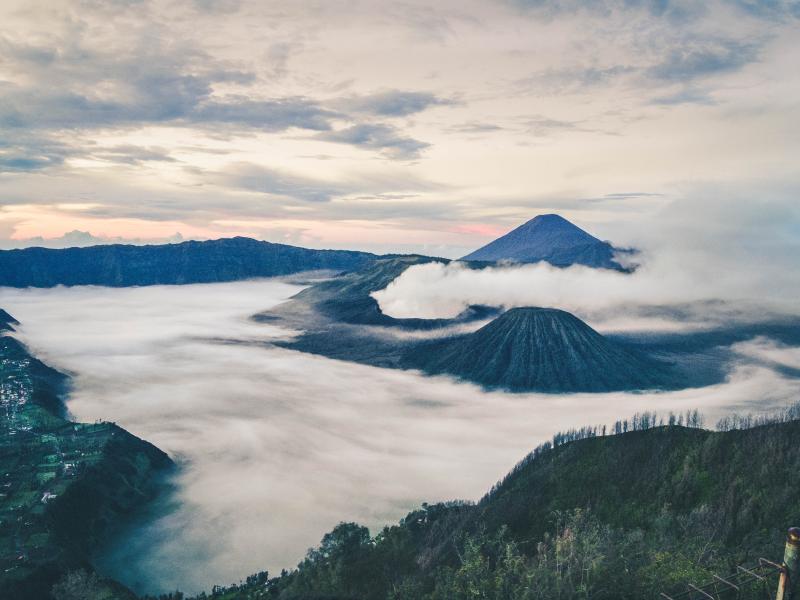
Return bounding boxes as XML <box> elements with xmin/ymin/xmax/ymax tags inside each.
<box><xmin>0</xmin><ymin>312</ymin><xmax>173</xmax><ymax>599</ymax></box>
<box><xmin>190</xmin><ymin>412</ymin><xmax>800</xmax><ymax>600</ymax></box>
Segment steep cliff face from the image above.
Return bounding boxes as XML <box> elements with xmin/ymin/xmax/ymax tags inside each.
<box><xmin>0</xmin><ymin>309</ymin><xmax>172</xmax><ymax>599</ymax></box>
<box><xmin>46</xmin><ymin>427</ymin><xmax>173</xmax><ymax>554</ymax></box>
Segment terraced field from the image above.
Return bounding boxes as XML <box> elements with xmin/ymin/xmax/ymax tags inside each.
<box><xmin>0</xmin><ymin>313</ymin><xmax>172</xmax><ymax>599</ymax></box>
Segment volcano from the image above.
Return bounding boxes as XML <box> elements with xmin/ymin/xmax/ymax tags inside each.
<box><xmin>461</xmin><ymin>214</ymin><xmax>630</xmax><ymax>270</ymax></box>
<box><xmin>402</xmin><ymin>307</ymin><xmax>678</xmax><ymax>392</ymax></box>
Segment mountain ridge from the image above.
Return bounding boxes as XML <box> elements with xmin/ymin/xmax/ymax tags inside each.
<box><xmin>0</xmin><ymin>237</ymin><xmax>378</xmax><ymax>287</ymax></box>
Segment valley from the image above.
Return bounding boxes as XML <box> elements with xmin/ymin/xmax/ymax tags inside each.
<box><xmin>1</xmin><ymin>217</ymin><xmax>799</xmax><ymax>599</ymax></box>
<box><xmin>206</xmin><ymin>414</ymin><xmax>800</xmax><ymax>599</ymax></box>
<box><xmin>260</xmin><ymin>254</ymin><xmax>800</xmax><ymax>393</ymax></box>
<box><xmin>3</xmin><ymin>273</ymin><xmax>800</xmax><ymax>597</ymax></box>
<box><xmin>4</xmin><ymin>0</ymin><xmax>799</xmax><ymax>596</ymax></box>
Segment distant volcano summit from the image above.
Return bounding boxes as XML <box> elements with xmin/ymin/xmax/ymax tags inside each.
<box><xmin>461</xmin><ymin>214</ymin><xmax>630</xmax><ymax>271</ymax></box>
<box><xmin>403</xmin><ymin>307</ymin><xmax>677</xmax><ymax>392</ymax></box>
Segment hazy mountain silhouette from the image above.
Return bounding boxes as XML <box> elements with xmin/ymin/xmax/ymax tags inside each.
<box><xmin>0</xmin><ymin>237</ymin><xmax>377</xmax><ymax>287</ymax></box>
<box><xmin>462</xmin><ymin>214</ymin><xmax>630</xmax><ymax>270</ymax></box>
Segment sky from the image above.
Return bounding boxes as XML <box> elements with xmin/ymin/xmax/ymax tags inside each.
<box><xmin>0</xmin><ymin>0</ymin><xmax>798</xmax><ymax>256</ymax></box>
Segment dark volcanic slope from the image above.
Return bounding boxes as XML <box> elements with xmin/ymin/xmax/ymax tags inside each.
<box><xmin>257</xmin><ymin>256</ymin><xmax>500</xmax><ymax>368</ymax></box>
<box><xmin>461</xmin><ymin>214</ymin><xmax>629</xmax><ymax>270</ymax></box>
<box><xmin>289</xmin><ymin>255</ymin><xmax>454</xmax><ymax>327</ymax></box>
<box><xmin>402</xmin><ymin>307</ymin><xmax>679</xmax><ymax>392</ymax></box>
<box><xmin>262</xmin><ymin>254</ymin><xmax>495</xmax><ymax>330</ymax></box>
<box><xmin>259</xmin><ymin>259</ymin><xmax>695</xmax><ymax>391</ymax></box>
<box><xmin>0</xmin><ymin>236</ymin><xmax>377</xmax><ymax>287</ymax></box>
<box><xmin>0</xmin><ymin>308</ymin><xmax>18</xmax><ymax>331</ymax></box>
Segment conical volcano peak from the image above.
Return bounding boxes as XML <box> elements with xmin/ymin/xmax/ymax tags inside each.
<box><xmin>505</xmin><ymin>305</ymin><xmax>563</xmax><ymax>314</ymax></box>
<box><xmin>402</xmin><ymin>306</ymin><xmax>677</xmax><ymax>392</ymax></box>
<box><xmin>461</xmin><ymin>213</ymin><xmax>627</xmax><ymax>270</ymax></box>
<box><xmin>527</xmin><ymin>214</ymin><xmax>576</xmax><ymax>226</ymax></box>
<box><xmin>491</xmin><ymin>306</ymin><xmax>578</xmax><ymax>323</ymax></box>
<box><xmin>468</xmin><ymin>305</ymin><xmax>605</xmax><ymax>355</ymax></box>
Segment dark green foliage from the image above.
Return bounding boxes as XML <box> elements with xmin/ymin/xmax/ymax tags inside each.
<box><xmin>0</xmin><ymin>310</ymin><xmax>172</xmax><ymax>599</ymax></box>
<box><xmin>51</xmin><ymin>569</ymin><xmax>136</xmax><ymax>600</ymax></box>
<box><xmin>278</xmin><ymin>523</ymin><xmax>375</xmax><ymax>598</ymax></box>
<box><xmin>0</xmin><ymin>309</ymin><xmax>19</xmax><ymax>331</ymax></box>
<box><xmin>206</xmin><ymin>420</ymin><xmax>800</xmax><ymax>600</ymax></box>
<box><xmin>45</xmin><ymin>430</ymin><xmax>173</xmax><ymax>556</ymax></box>
<box><xmin>0</xmin><ymin>237</ymin><xmax>376</xmax><ymax>287</ymax></box>
<box><xmin>0</xmin><ymin>335</ymin><xmax>69</xmax><ymax>417</ymax></box>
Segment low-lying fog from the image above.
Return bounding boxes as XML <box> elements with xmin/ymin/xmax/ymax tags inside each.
<box><xmin>2</xmin><ymin>280</ymin><xmax>799</xmax><ymax>595</ymax></box>
<box><xmin>375</xmin><ymin>195</ymin><xmax>800</xmax><ymax>327</ymax></box>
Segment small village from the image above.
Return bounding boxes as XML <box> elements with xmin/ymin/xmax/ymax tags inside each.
<box><xmin>0</xmin><ymin>339</ymin><xmax>116</xmax><ymax>582</ymax></box>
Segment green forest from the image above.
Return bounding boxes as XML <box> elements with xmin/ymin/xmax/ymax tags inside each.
<box><xmin>145</xmin><ymin>409</ymin><xmax>800</xmax><ymax>600</ymax></box>
<box><xmin>0</xmin><ymin>314</ymin><xmax>172</xmax><ymax>600</ymax></box>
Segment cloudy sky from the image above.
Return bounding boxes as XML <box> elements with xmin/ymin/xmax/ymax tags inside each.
<box><xmin>1</xmin><ymin>0</ymin><xmax>798</xmax><ymax>255</ymax></box>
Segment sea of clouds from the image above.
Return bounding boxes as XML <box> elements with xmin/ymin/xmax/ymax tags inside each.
<box><xmin>1</xmin><ymin>277</ymin><xmax>799</xmax><ymax>594</ymax></box>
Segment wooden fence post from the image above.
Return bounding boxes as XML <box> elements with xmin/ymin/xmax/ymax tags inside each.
<box><xmin>776</xmin><ymin>527</ymin><xmax>800</xmax><ymax>600</ymax></box>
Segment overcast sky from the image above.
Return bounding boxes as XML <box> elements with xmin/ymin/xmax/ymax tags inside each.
<box><xmin>0</xmin><ymin>0</ymin><xmax>798</xmax><ymax>255</ymax></box>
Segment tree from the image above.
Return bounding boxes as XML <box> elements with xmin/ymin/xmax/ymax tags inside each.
<box><xmin>51</xmin><ymin>570</ymin><xmax>115</xmax><ymax>600</ymax></box>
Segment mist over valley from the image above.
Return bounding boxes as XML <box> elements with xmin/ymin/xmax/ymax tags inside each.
<box><xmin>2</xmin><ymin>1</ymin><xmax>800</xmax><ymax>596</ymax></box>
<box><xmin>3</xmin><ymin>273</ymin><xmax>800</xmax><ymax>595</ymax></box>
